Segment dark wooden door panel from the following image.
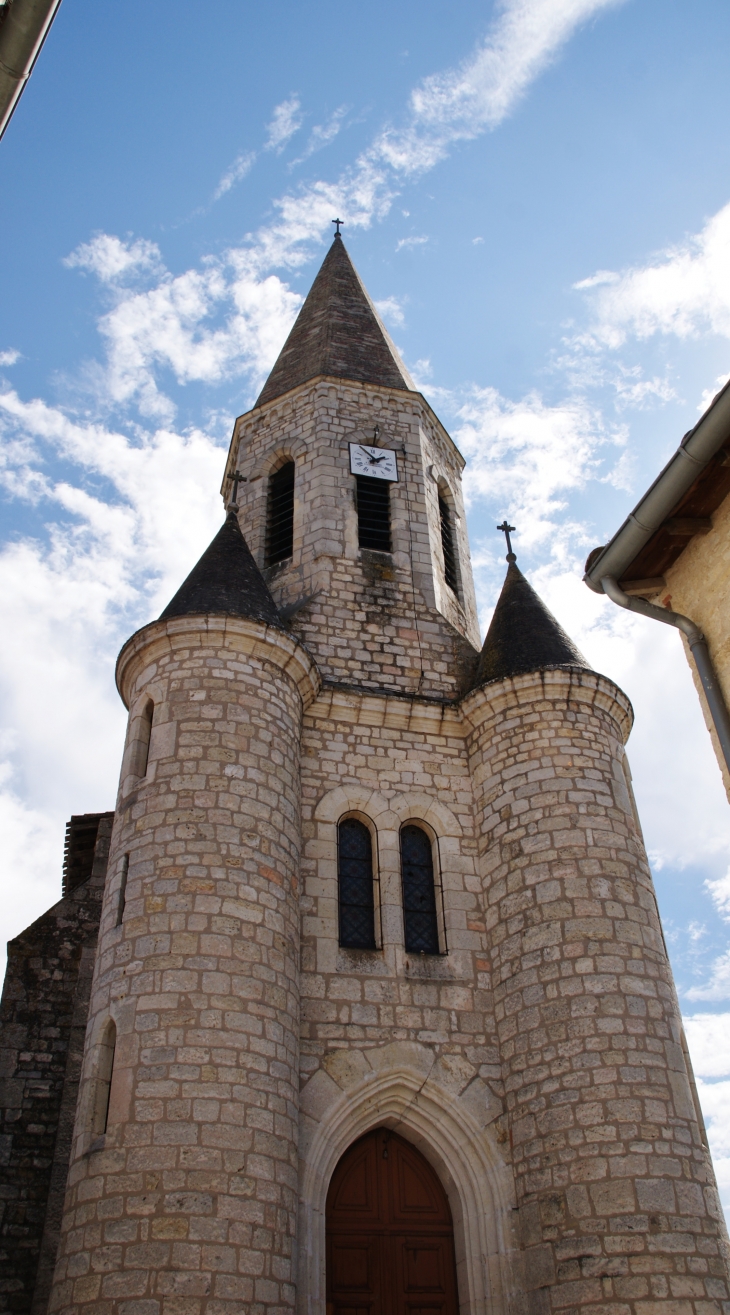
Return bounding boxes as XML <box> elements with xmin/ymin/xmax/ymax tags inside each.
<box><xmin>326</xmin><ymin>1130</ymin><xmax>459</xmax><ymax>1315</ymax></box>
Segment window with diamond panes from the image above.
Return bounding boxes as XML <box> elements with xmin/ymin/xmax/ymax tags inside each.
<box><xmin>265</xmin><ymin>460</ymin><xmax>295</xmax><ymax>566</ymax></box>
<box><xmin>338</xmin><ymin>818</ymin><xmax>376</xmax><ymax>949</ymax></box>
<box><xmin>400</xmin><ymin>824</ymin><xmax>440</xmax><ymax>954</ymax></box>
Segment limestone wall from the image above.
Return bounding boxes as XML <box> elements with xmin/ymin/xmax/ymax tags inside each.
<box><xmin>227</xmin><ymin>378</ymin><xmax>481</xmax><ymax>698</ymax></box>
<box><xmin>48</xmin><ymin>617</ymin><xmax>318</xmax><ymax>1315</ymax></box>
<box><xmin>463</xmin><ymin>667</ymin><xmax>730</xmax><ymax>1315</ymax></box>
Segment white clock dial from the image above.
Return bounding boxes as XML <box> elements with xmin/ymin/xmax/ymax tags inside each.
<box><xmin>349</xmin><ymin>443</ymin><xmax>398</xmax><ymax>481</ymax></box>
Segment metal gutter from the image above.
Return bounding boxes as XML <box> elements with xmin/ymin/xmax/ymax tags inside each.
<box><xmin>0</xmin><ymin>0</ymin><xmax>63</xmax><ymax>143</ymax></box>
<box><xmin>601</xmin><ymin>575</ymin><xmax>730</xmax><ymax>775</ymax></box>
<box><xmin>583</xmin><ymin>376</ymin><xmax>730</xmax><ymax>593</ymax></box>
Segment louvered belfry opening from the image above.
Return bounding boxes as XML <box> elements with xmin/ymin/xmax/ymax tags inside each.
<box><xmin>265</xmin><ymin>460</ymin><xmax>295</xmax><ymax>566</ymax></box>
<box><xmin>338</xmin><ymin>818</ymin><xmax>376</xmax><ymax>950</ymax></box>
<box><xmin>400</xmin><ymin>824</ymin><xmax>440</xmax><ymax>954</ymax></box>
<box><xmin>438</xmin><ymin>494</ymin><xmax>459</xmax><ymax>594</ymax></box>
<box><xmin>356</xmin><ymin>475</ymin><xmax>391</xmax><ymax>552</ymax></box>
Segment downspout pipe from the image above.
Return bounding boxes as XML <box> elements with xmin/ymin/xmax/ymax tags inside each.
<box><xmin>0</xmin><ymin>0</ymin><xmax>63</xmax><ymax>143</ymax></box>
<box><xmin>601</xmin><ymin>574</ymin><xmax>730</xmax><ymax>775</ymax></box>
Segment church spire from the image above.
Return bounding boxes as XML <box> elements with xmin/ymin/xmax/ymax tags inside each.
<box><xmin>159</xmin><ymin>510</ymin><xmax>283</xmax><ymax>628</ymax></box>
<box><xmin>255</xmin><ymin>232</ymin><xmax>415</xmax><ymax>408</ymax></box>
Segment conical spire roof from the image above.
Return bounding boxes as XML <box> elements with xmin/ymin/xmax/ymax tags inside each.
<box><xmin>255</xmin><ymin>234</ymin><xmax>414</xmax><ymax>408</ymax></box>
<box><xmin>474</xmin><ymin>562</ymin><xmax>590</xmax><ymax>687</ymax></box>
<box><xmin>159</xmin><ymin>510</ymin><xmax>283</xmax><ymax>628</ymax></box>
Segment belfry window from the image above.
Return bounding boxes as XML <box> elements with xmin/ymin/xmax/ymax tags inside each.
<box><xmin>400</xmin><ymin>825</ymin><xmax>440</xmax><ymax>955</ymax></box>
<box><xmin>338</xmin><ymin>818</ymin><xmax>376</xmax><ymax>950</ymax></box>
<box><xmin>356</xmin><ymin>475</ymin><xmax>391</xmax><ymax>552</ymax></box>
<box><xmin>438</xmin><ymin>494</ymin><xmax>459</xmax><ymax>594</ymax></box>
<box><xmin>266</xmin><ymin>460</ymin><xmax>295</xmax><ymax>566</ymax></box>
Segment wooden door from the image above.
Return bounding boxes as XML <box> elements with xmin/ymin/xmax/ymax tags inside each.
<box><xmin>326</xmin><ymin>1128</ymin><xmax>460</xmax><ymax>1315</ymax></box>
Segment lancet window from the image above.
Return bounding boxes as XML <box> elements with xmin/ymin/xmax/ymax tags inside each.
<box><xmin>438</xmin><ymin>493</ymin><xmax>459</xmax><ymax>594</ymax></box>
<box><xmin>92</xmin><ymin>1019</ymin><xmax>117</xmax><ymax>1137</ymax></box>
<box><xmin>337</xmin><ymin>818</ymin><xmax>377</xmax><ymax>950</ymax></box>
<box><xmin>400</xmin><ymin>824</ymin><xmax>440</xmax><ymax>955</ymax></box>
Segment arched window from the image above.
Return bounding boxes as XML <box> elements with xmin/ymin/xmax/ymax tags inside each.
<box><xmin>438</xmin><ymin>492</ymin><xmax>459</xmax><ymax>594</ymax></box>
<box><xmin>356</xmin><ymin>475</ymin><xmax>391</xmax><ymax>552</ymax></box>
<box><xmin>266</xmin><ymin>460</ymin><xmax>295</xmax><ymax>566</ymax></box>
<box><xmin>338</xmin><ymin>818</ymin><xmax>376</xmax><ymax>949</ymax></box>
<box><xmin>400</xmin><ymin>825</ymin><xmax>440</xmax><ymax>954</ymax></box>
<box><xmin>92</xmin><ymin>1019</ymin><xmax>116</xmax><ymax>1137</ymax></box>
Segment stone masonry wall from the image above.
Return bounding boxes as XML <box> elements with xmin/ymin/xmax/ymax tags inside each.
<box><xmin>463</xmin><ymin>667</ymin><xmax>730</xmax><ymax>1315</ymax></box>
<box><xmin>48</xmin><ymin>617</ymin><xmax>318</xmax><ymax>1315</ymax></box>
<box><xmin>0</xmin><ymin>816</ymin><xmax>112</xmax><ymax>1315</ymax></box>
<box><xmin>226</xmin><ymin>378</ymin><xmax>481</xmax><ymax>699</ymax></box>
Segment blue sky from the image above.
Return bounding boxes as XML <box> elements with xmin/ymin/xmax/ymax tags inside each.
<box><xmin>2</xmin><ymin>0</ymin><xmax>730</xmax><ymax>1205</ymax></box>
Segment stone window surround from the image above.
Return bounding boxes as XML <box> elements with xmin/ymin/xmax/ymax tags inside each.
<box><xmin>310</xmin><ymin>787</ymin><xmax>461</xmax><ymax>969</ymax></box>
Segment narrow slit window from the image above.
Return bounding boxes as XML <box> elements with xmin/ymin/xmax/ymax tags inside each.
<box><xmin>137</xmin><ymin>701</ymin><xmax>153</xmax><ymax>779</ymax></box>
<box><xmin>356</xmin><ymin>475</ymin><xmax>391</xmax><ymax>552</ymax></box>
<box><xmin>401</xmin><ymin>825</ymin><xmax>440</xmax><ymax>955</ymax></box>
<box><xmin>266</xmin><ymin>460</ymin><xmax>295</xmax><ymax>566</ymax></box>
<box><xmin>93</xmin><ymin>1020</ymin><xmax>117</xmax><ymax>1136</ymax></box>
<box><xmin>338</xmin><ymin>818</ymin><xmax>376</xmax><ymax>950</ymax></box>
<box><xmin>116</xmin><ymin>854</ymin><xmax>129</xmax><ymax>927</ymax></box>
<box><xmin>438</xmin><ymin>495</ymin><xmax>459</xmax><ymax>594</ymax></box>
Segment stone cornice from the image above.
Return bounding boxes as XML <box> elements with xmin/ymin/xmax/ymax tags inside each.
<box><xmin>115</xmin><ymin>614</ymin><xmax>321</xmax><ymax>711</ymax></box>
<box><xmin>460</xmin><ymin>665</ymin><xmax>634</xmax><ymax>744</ymax></box>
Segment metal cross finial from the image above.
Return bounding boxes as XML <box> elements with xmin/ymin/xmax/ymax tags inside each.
<box><xmin>497</xmin><ymin>519</ymin><xmax>517</xmax><ymax>563</ymax></box>
<box><xmin>227</xmin><ymin>469</ymin><xmax>247</xmax><ymax>509</ymax></box>
<box><xmin>332</xmin><ymin>217</ymin><xmax>344</xmax><ymax>236</ymax></box>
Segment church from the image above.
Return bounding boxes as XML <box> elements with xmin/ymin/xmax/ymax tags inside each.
<box><xmin>1</xmin><ymin>231</ymin><xmax>728</xmax><ymax>1315</ymax></box>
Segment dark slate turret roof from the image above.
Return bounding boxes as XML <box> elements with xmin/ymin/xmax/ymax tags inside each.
<box><xmin>474</xmin><ymin>562</ymin><xmax>591</xmax><ymax>687</ymax></box>
<box><xmin>159</xmin><ymin>510</ymin><xmax>283</xmax><ymax>628</ymax></box>
<box><xmin>255</xmin><ymin>234</ymin><xmax>414</xmax><ymax>408</ymax></box>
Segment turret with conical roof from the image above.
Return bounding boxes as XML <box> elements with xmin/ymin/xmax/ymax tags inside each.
<box><xmin>474</xmin><ymin>561</ymin><xmax>590</xmax><ymax>688</ymax></box>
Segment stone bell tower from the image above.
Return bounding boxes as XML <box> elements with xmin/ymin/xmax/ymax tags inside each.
<box><xmin>31</xmin><ymin>233</ymin><xmax>729</xmax><ymax>1315</ymax></box>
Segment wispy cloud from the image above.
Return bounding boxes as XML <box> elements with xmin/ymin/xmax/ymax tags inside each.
<box><xmin>374</xmin><ymin>296</ymin><xmax>405</xmax><ymax>327</ymax></box>
<box><xmin>291</xmin><ymin>106</ymin><xmax>348</xmax><ymax>166</ymax></box>
<box><xmin>573</xmin><ymin>199</ymin><xmax>730</xmax><ymax>349</ymax></box>
<box><xmin>213</xmin><ymin>150</ymin><xmax>256</xmax><ymax>201</ymax></box>
<box><xmin>396</xmin><ymin>235</ymin><xmax>429</xmax><ymax>252</ymax></box>
<box><xmin>265</xmin><ymin>96</ymin><xmax>303</xmax><ymax>153</ymax></box>
<box><xmin>0</xmin><ymin>349</ymin><xmax>20</xmax><ymax>367</ymax></box>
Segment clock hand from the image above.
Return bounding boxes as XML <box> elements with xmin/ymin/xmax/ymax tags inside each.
<box><xmin>367</xmin><ymin>453</ymin><xmax>386</xmax><ymax>463</ymax></box>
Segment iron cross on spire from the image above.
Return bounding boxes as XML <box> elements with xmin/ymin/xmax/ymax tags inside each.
<box><xmin>332</xmin><ymin>218</ymin><xmax>344</xmax><ymax>236</ymax></box>
<box><xmin>497</xmin><ymin>519</ymin><xmax>517</xmax><ymax>563</ymax></box>
<box><xmin>227</xmin><ymin>470</ymin><xmax>247</xmax><ymax>509</ymax></box>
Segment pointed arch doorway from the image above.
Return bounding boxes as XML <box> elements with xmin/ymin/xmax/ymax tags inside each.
<box><xmin>326</xmin><ymin>1127</ymin><xmax>460</xmax><ymax>1315</ymax></box>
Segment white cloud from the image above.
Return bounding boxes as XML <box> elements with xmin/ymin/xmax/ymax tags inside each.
<box><xmin>452</xmin><ymin>385</ymin><xmax>615</xmax><ymax>554</ymax></box>
<box><xmin>396</xmin><ymin>235</ymin><xmax>429</xmax><ymax>252</ymax></box>
<box><xmin>64</xmin><ymin>233</ymin><xmax>162</xmax><ymax>284</ymax></box>
<box><xmin>265</xmin><ymin>96</ymin><xmax>303</xmax><ymax>153</ymax></box>
<box><xmin>683</xmin><ymin>1013</ymin><xmax>730</xmax><ymax>1219</ymax></box>
<box><xmin>291</xmin><ymin>106</ymin><xmax>348</xmax><ymax>165</ymax></box>
<box><xmin>373</xmin><ymin>0</ymin><xmax>626</xmax><ymax>175</ymax></box>
<box><xmin>472</xmin><ymin>236</ymin><xmax>484</xmax><ymax>245</ymax></box>
<box><xmin>0</xmin><ymin>349</ymin><xmax>20</xmax><ymax>367</ymax></box>
<box><xmin>574</xmin><ymin>199</ymin><xmax>730</xmax><ymax>349</ymax></box>
<box><xmin>374</xmin><ymin>296</ymin><xmax>405</xmax><ymax>327</ymax></box>
<box><xmin>213</xmin><ymin>150</ymin><xmax>256</xmax><ymax>201</ymax></box>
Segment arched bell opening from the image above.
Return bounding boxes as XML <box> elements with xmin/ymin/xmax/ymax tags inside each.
<box><xmin>326</xmin><ymin>1126</ymin><xmax>460</xmax><ymax>1315</ymax></box>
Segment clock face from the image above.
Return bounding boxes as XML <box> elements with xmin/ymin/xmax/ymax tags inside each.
<box><xmin>349</xmin><ymin>443</ymin><xmax>398</xmax><ymax>481</ymax></box>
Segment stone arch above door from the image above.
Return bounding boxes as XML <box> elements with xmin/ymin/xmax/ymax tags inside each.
<box><xmin>297</xmin><ymin>1040</ymin><xmax>519</xmax><ymax>1315</ymax></box>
